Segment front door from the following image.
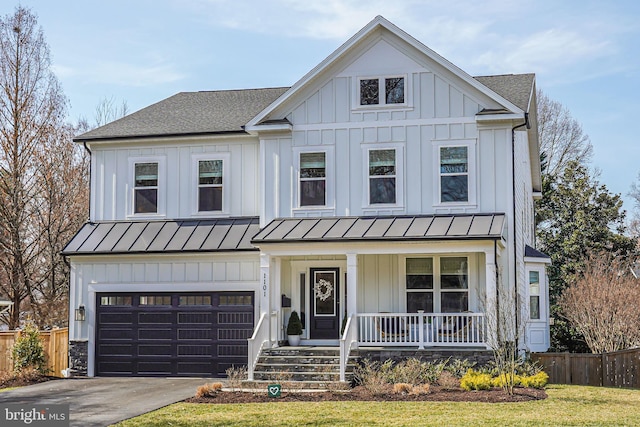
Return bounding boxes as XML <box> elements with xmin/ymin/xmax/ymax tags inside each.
<box><xmin>309</xmin><ymin>268</ymin><xmax>340</xmax><ymax>339</ymax></box>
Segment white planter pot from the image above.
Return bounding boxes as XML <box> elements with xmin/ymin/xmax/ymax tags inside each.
<box><xmin>288</xmin><ymin>335</ymin><xmax>301</xmax><ymax>346</ymax></box>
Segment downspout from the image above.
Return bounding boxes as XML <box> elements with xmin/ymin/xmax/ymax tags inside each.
<box><xmin>494</xmin><ymin>239</ymin><xmax>500</xmax><ymax>342</ymax></box>
<box><xmin>83</xmin><ymin>141</ymin><xmax>92</xmax><ymax>222</ymax></box>
<box><xmin>511</xmin><ymin>113</ymin><xmax>529</xmax><ymax>348</ymax></box>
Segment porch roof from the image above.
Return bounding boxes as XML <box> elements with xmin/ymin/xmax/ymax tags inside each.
<box><xmin>62</xmin><ymin>217</ymin><xmax>260</xmax><ymax>256</ymax></box>
<box><xmin>252</xmin><ymin>214</ymin><xmax>505</xmax><ymax>244</ymax></box>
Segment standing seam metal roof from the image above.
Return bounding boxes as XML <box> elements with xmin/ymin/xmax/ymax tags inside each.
<box><xmin>252</xmin><ymin>214</ymin><xmax>505</xmax><ymax>244</ymax></box>
<box><xmin>62</xmin><ymin>217</ymin><xmax>260</xmax><ymax>255</ymax></box>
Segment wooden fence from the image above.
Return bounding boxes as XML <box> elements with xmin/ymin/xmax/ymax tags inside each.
<box><xmin>0</xmin><ymin>328</ymin><xmax>68</xmax><ymax>378</ymax></box>
<box><xmin>533</xmin><ymin>349</ymin><xmax>640</xmax><ymax>388</ymax></box>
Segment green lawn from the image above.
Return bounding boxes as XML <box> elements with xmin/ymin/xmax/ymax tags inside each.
<box><xmin>116</xmin><ymin>385</ymin><xmax>640</xmax><ymax>427</ymax></box>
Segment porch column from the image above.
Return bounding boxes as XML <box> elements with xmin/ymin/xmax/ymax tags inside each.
<box><xmin>346</xmin><ymin>253</ymin><xmax>358</xmax><ymax>317</ymax></box>
<box><xmin>484</xmin><ymin>249</ymin><xmax>497</xmax><ymax>349</ymax></box>
<box><xmin>272</xmin><ymin>257</ymin><xmax>282</xmax><ymax>346</ymax></box>
<box><xmin>260</xmin><ymin>253</ymin><xmax>271</xmax><ymax>344</ymax></box>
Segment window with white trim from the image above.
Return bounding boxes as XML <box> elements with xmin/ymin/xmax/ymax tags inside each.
<box><xmin>529</xmin><ymin>270</ymin><xmax>540</xmax><ymax>320</ymax></box>
<box><xmin>133</xmin><ymin>162</ymin><xmax>158</xmax><ymax>214</ymax></box>
<box><xmin>198</xmin><ymin>159</ymin><xmax>223</xmax><ymax>212</ymax></box>
<box><xmin>405</xmin><ymin>256</ymin><xmax>469</xmax><ymax>313</ymax></box>
<box><xmin>369</xmin><ymin>149</ymin><xmax>396</xmax><ymax>204</ymax></box>
<box><xmin>440</xmin><ymin>257</ymin><xmax>469</xmax><ymax>312</ymax></box>
<box><xmin>299</xmin><ymin>152</ymin><xmax>326</xmax><ymax>206</ymax></box>
<box><xmin>406</xmin><ymin>258</ymin><xmax>434</xmax><ymax>313</ymax></box>
<box><xmin>434</xmin><ymin>141</ymin><xmax>476</xmax><ymax>206</ymax></box>
<box><xmin>359</xmin><ymin>76</ymin><xmax>406</xmax><ymax>106</ymax></box>
<box><xmin>192</xmin><ymin>153</ymin><xmax>230</xmax><ymax>215</ymax></box>
<box><xmin>440</xmin><ymin>146</ymin><xmax>468</xmax><ymax>202</ymax></box>
<box><xmin>129</xmin><ymin>156</ymin><xmax>166</xmax><ymax>217</ymax></box>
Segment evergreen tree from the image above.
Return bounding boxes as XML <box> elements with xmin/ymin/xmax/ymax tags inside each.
<box><xmin>536</xmin><ymin>160</ymin><xmax>637</xmax><ymax>351</ymax></box>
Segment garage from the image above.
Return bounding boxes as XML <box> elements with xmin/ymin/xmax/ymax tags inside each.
<box><xmin>96</xmin><ymin>291</ymin><xmax>254</xmax><ymax>377</ymax></box>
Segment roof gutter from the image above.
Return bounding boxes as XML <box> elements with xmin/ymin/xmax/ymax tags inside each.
<box><xmin>73</xmin><ymin>129</ymin><xmax>249</xmax><ymax>144</ymax></box>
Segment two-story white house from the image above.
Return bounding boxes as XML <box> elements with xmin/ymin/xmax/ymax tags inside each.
<box><xmin>63</xmin><ymin>16</ymin><xmax>550</xmax><ymax>379</ymax></box>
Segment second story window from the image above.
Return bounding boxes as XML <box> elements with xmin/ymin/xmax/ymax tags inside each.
<box><xmin>440</xmin><ymin>146</ymin><xmax>468</xmax><ymax>203</ymax></box>
<box><xmin>134</xmin><ymin>162</ymin><xmax>158</xmax><ymax>214</ymax></box>
<box><xmin>300</xmin><ymin>152</ymin><xmax>326</xmax><ymax>206</ymax></box>
<box><xmin>198</xmin><ymin>160</ymin><xmax>223</xmax><ymax>212</ymax></box>
<box><xmin>359</xmin><ymin>76</ymin><xmax>405</xmax><ymax>106</ymax></box>
<box><xmin>369</xmin><ymin>149</ymin><xmax>396</xmax><ymax>204</ymax></box>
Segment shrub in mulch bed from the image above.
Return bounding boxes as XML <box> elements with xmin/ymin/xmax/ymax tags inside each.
<box><xmin>186</xmin><ymin>385</ymin><xmax>547</xmax><ymax>404</ymax></box>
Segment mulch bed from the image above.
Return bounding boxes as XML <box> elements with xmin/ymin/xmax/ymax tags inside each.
<box><xmin>0</xmin><ymin>374</ymin><xmax>52</xmax><ymax>389</ymax></box>
<box><xmin>186</xmin><ymin>385</ymin><xmax>547</xmax><ymax>404</ymax></box>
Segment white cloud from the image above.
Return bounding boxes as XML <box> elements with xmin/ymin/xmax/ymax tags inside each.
<box><xmin>60</xmin><ymin>61</ymin><xmax>186</xmax><ymax>87</ymax></box>
<box><xmin>473</xmin><ymin>29</ymin><xmax>611</xmax><ymax>74</ymax></box>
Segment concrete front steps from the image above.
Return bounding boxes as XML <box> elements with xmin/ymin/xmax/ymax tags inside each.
<box><xmin>242</xmin><ymin>346</ymin><xmax>358</xmax><ymax>390</ymax></box>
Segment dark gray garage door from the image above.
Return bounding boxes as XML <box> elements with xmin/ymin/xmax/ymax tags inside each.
<box><xmin>96</xmin><ymin>292</ymin><xmax>254</xmax><ymax>377</ymax></box>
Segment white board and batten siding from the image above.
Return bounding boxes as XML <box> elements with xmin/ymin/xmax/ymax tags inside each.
<box><xmin>260</xmin><ymin>39</ymin><xmax>515</xmax><ymax>224</ymax></box>
<box><xmin>89</xmin><ymin>137</ymin><xmax>260</xmax><ymax>222</ymax></box>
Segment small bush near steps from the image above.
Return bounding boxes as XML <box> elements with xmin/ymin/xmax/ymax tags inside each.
<box><xmin>460</xmin><ymin>370</ymin><xmax>492</xmax><ymax>391</ymax></box>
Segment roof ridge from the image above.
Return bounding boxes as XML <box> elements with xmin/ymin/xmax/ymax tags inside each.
<box><xmin>193</xmin><ymin>86</ymin><xmax>291</xmax><ymax>94</ymax></box>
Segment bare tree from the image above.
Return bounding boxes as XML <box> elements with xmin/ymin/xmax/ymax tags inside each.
<box><xmin>29</xmin><ymin>122</ymin><xmax>88</xmax><ymax>327</ymax></box>
<box><xmin>482</xmin><ymin>271</ymin><xmax>528</xmax><ymax>396</ymax></box>
<box><xmin>0</xmin><ymin>7</ymin><xmax>86</xmax><ymax>329</ymax></box>
<box><xmin>627</xmin><ymin>173</ymin><xmax>640</xmax><ymax>239</ymax></box>
<box><xmin>537</xmin><ymin>88</ymin><xmax>593</xmax><ymax>178</ymax></box>
<box><xmin>93</xmin><ymin>96</ymin><xmax>128</xmax><ymax>128</ymax></box>
<box><xmin>560</xmin><ymin>252</ymin><xmax>640</xmax><ymax>353</ymax></box>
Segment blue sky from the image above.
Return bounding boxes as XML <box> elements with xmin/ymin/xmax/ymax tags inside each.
<box><xmin>10</xmin><ymin>0</ymin><xmax>640</xmax><ymax>210</ymax></box>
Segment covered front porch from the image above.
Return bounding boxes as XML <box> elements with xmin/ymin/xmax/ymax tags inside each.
<box><xmin>249</xmin><ymin>214</ymin><xmax>506</xmax><ymax>381</ymax></box>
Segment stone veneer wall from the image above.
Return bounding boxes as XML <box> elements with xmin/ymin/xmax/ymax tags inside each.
<box><xmin>69</xmin><ymin>340</ymin><xmax>88</xmax><ymax>376</ymax></box>
<box><xmin>356</xmin><ymin>349</ymin><xmax>494</xmax><ymax>366</ymax></box>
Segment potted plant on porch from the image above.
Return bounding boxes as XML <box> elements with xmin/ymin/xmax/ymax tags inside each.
<box><xmin>286</xmin><ymin>311</ymin><xmax>303</xmax><ymax>346</ymax></box>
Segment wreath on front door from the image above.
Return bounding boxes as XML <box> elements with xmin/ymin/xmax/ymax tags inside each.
<box><xmin>314</xmin><ymin>278</ymin><xmax>334</xmax><ymax>301</ymax></box>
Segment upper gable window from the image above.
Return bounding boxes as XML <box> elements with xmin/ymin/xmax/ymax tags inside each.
<box><xmin>359</xmin><ymin>76</ymin><xmax>405</xmax><ymax>107</ymax></box>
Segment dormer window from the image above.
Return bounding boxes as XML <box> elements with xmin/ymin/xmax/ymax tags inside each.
<box><xmin>359</xmin><ymin>76</ymin><xmax>405</xmax><ymax>106</ymax></box>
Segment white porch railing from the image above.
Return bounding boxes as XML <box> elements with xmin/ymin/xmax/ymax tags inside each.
<box><xmin>247</xmin><ymin>312</ymin><xmax>270</xmax><ymax>381</ymax></box>
<box><xmin>357</xmin><ymin>312</ymin><xmax>487</xmax><ymax>348</ymax></box>
<box><xmin>339</xmin><ymin>314</ymin><xmax>358</xmax><ymax>382</ymax></box>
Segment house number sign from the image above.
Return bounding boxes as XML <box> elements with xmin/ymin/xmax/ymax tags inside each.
<box><xmin>262</xmin><ymin>273</ymin><xmax>268</xmax><ymax>297</ymax></box>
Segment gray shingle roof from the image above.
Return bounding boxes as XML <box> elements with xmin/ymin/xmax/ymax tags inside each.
<box><xmin>74</xmin><ymin>74</ymin><xmax>534</xmax><ymax>142</ymax></box>
<box><xmin>62</xmin><ymin>217</ymin><xmax>260</xmax><ymax>255</ymax></box>
<box><xmin>474</xmin><ymin>74</ymin><xmax>535</xmax><ymax>112</ymax></box>
<box><xmin>75</xmin><ymin>87</ymin><xmax>289</xmax><ymax>141</ymax></box>
<box><xmin>252</xmin><ymin>214</ymin><xmax>505</xmax><ymax>244</ymax></box>
<box><xmin>524</xmin><ymin>244</ymin><xmax>550</xmax><ymax>259</ymax></box>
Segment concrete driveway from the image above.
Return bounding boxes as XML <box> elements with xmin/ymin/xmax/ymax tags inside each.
<box><xmin>0</xmin><ymin>377</ymin><xmax>211</xmax><ymax>426</ymax></box>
